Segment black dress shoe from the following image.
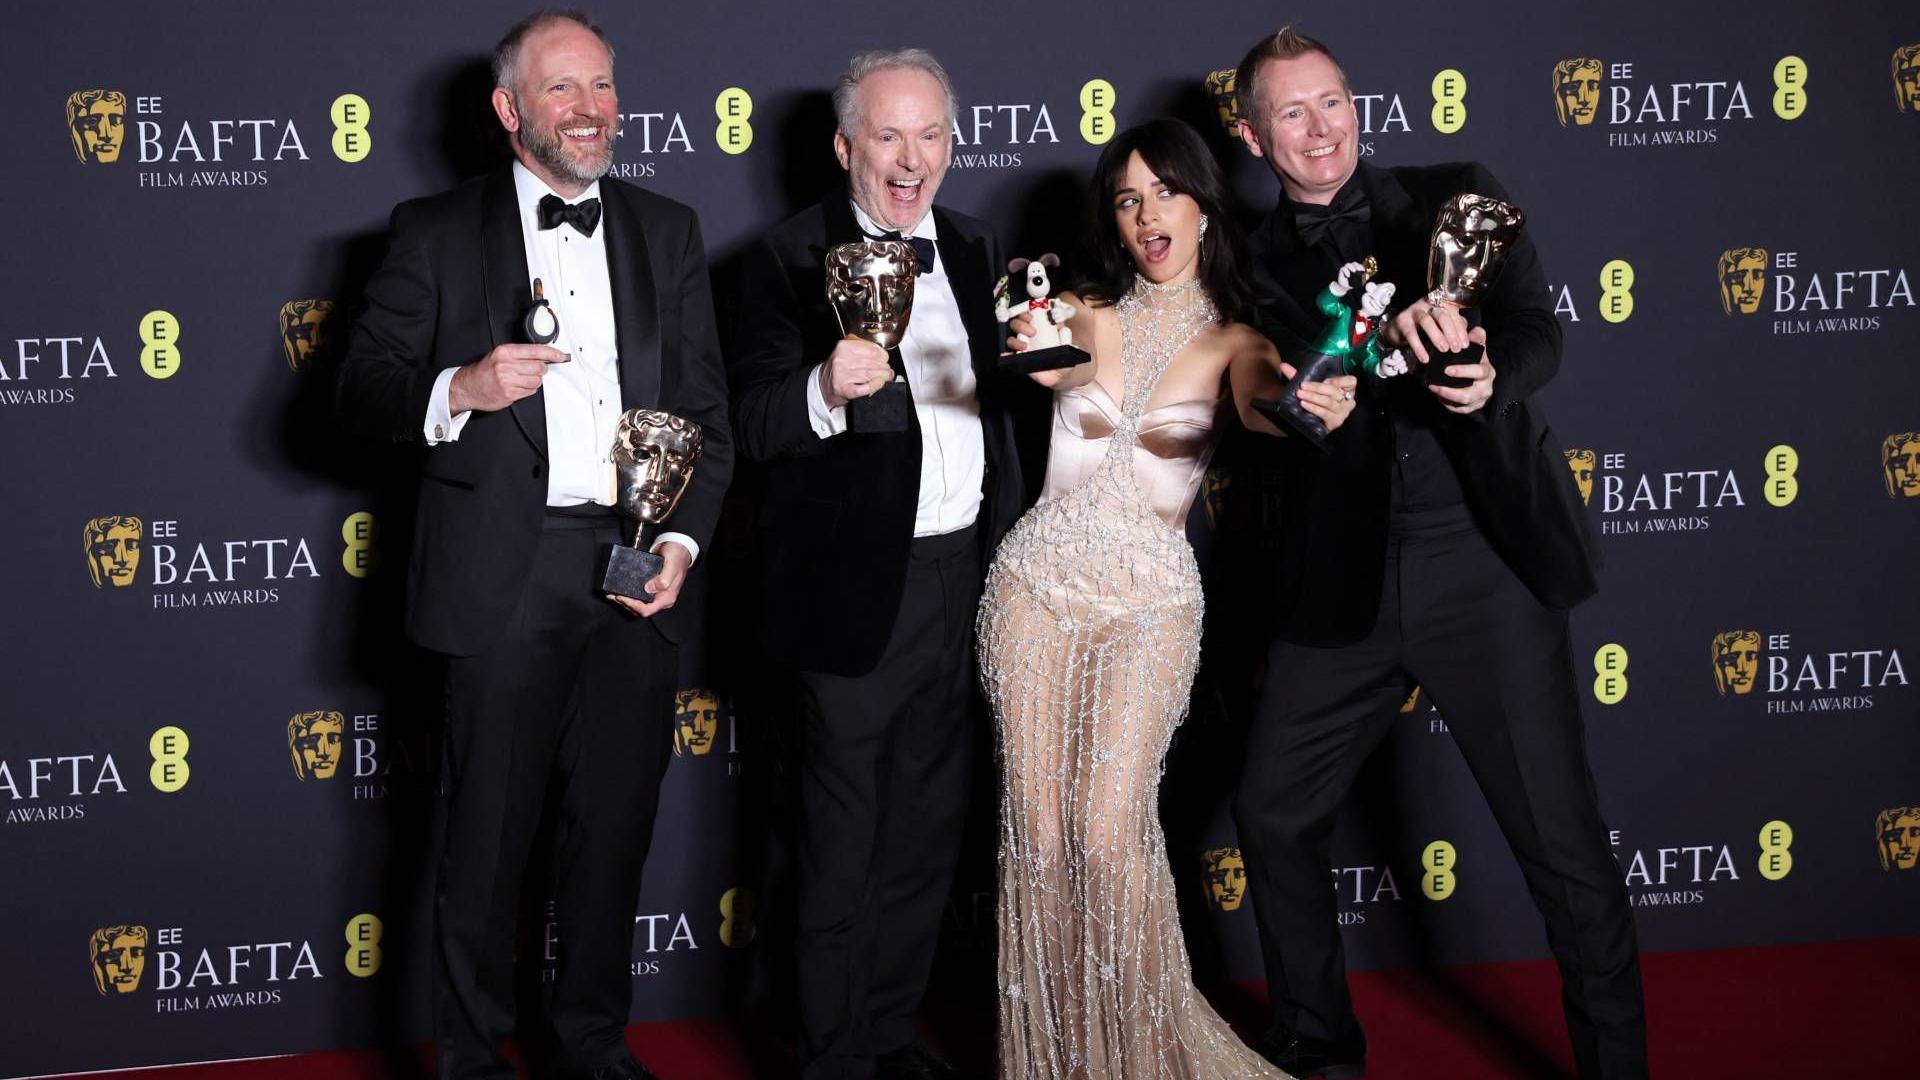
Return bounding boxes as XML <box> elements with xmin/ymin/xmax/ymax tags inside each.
<box><xmin>549</xmin><ymin>1055</ymin><xmax>660</xmax><ymax>1080</ymax></box>
<box><xmin>877</xmin><ymin>1041</ymin><xmax>967</xmax><ymax>1080</ymax></box>
<box><xmin>1256</xmin><ymin>1029</ymin><xmax>1366</xmax><ymax>1079</ymax></box>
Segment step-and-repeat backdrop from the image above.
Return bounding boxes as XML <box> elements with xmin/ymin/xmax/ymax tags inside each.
<box><xmin>4</xmin><ymin>2</ymin><xmax>1917</xmax><ymax>1075</ymax></box>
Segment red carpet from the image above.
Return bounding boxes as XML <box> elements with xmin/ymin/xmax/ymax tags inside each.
<box><xmin>34</xmin><ymin>938</ymin><xmax>1918</xmax><ymax>1079</ymax></box>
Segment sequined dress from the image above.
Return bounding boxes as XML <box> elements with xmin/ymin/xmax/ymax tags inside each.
<box><xmin>978</xmin><ymin>279</ymin><xmax>1289</xmax><ymax>1078</ymax></box>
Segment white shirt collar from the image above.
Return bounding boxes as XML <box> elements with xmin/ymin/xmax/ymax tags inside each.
<box><xmin>512</xmin><ymin>160</ymin><xmax>603</xmax><ymax>225</ymax></box>
<box><xmin>849</xmin><ymin>199</ymin><xmax>938</xmax><ymax>242</ymax></box>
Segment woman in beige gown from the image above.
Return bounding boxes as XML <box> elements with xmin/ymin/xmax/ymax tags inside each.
<box><xmin>979</xmin><ymin>118</ymin><xmax>1357</xmax><ymax>1078</ymax></box>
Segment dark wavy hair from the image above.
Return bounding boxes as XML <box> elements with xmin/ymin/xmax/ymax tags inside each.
<box><xmin>1074</xmin><ymin>117</ymin><xmax>1248</xmax><ymax>322</ymax></box>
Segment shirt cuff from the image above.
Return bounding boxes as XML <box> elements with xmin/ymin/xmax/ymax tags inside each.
<box><xmin>651</xmin><ymin>532</ymin><xmax>700</xmax><ymax>566</ymax></box>
<box><xmin>805</xmin><ymin>362</ymin><xmax>848</xmax><ymax>438</ymax></box>
<box><xmin>425</xmin><ymin>366</ymin><xmax>474</xmax><ymax>444</ymax></box>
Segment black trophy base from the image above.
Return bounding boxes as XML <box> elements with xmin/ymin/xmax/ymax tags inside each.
<box><xmin>1253</xmin><ymin>350</ymin><xmax>1344</xmax><ymax>451</ymax></box>
<box><xmin>847</xmin><ymin>379</ymin><xmax>914</xmax><ymax>433</ymax></box>
<box><xmin>600</xmin><ymin>544</ymin><xmax>660</xmax><ymax>602</ymax></box>
<box><xmin>1422</xmin><ymin>340</ymin><xmax>1483</xmax><ymax>390</ymax></box>
<box><xmin>999</xmin><ymin>343</ymin><xmax>1090</xmax><ymax>375</ymax></box>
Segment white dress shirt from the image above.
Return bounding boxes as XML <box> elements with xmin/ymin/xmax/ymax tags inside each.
<box><xmin>804</xmin><ymin>202</ymin><xmax>985</xmax><ymax>537</ymax></box>
<box><xmin>424</xmin><ymin>162</ymin><xmax>697</xmax><ymax>561</ymax></box>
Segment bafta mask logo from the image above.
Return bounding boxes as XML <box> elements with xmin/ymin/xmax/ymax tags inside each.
<box><xmin>1878</xmin><ymin>806</ymin><xmax>1920</xmax><ymax>871</ymax></box>
<box><xmin>84</xmin><ymin>516</ymin><xmax>143</xmax><ymax>589</ymax></box>
<box><xmin>1399</xmin><ymin>685</ymin><xmax>1423</xmax><ymax>715</ymax></box>
<box><xmin>1717</xmin><ymin>247</ymin><xmax>1769</xmax><ymax>315</ymax></box>
<box><xmin>90</xmin><ymin>925</ymin><xmax>149</xmax><ymax>994</ymax></box>
<box><xmin>1205</xmin><ymin>68</ymin><xmax>1241</xmax><ymax>138</ymax></box>
<box><xmin>1201</xmin><ymin>847</ymin><xmax>1248</xmax><ymax>911</ymax></box>
<box><xmin>1551</xmin><ymin>59</ymin><xmax>1603</xmax><ymax>127</ymax></box>
<box><xmin>1894</xmin><ymin>44</ymin><xmax>1920</xmax><ymax>113</ymax></box>
<box><xmin>673</xmin><ymin>689</ymin><xmax>720</xmax><ymax>757</ymax></box>
<box><xmin>288</xmin><ymin>710</ymin><xmax>346</xmax><ymax>780</ymax></box>
<box><xmin>279</xmin><ymin>299</ymin><xmax>338</xmax><ymax>372</ymax></box>
<box><xmin>68</xmin><ymin>90</ymin><xmax>128</xmax><ymax>164</ymax></box>
<box><xmin>1711</xmin><ymin>630</ymin><xmax>1762</xmax><ymax>696</ymax></box>
<box><xmin>1883</xmin><ymin>432</ymin><xmax>1920</xmax><ymax>498</ymax></box>
<box><xmin>1565</xmin><ymin>449</ymin><xmax>1597</xmax><ymax>506</ymax></box>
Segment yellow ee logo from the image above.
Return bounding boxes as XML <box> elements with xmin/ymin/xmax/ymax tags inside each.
<box><xmin>150</xmin><ymin>726</ymin><xmax>190</xmax><ymax>792</ymax></box>
<box><xmin>1430</xmin><ymin>69</ymin><xmax>1467</xmax><ymax>134</ymax></box>
<box><xmin>1593</xmin><ymin>643</ymin><xmax>1628</xmax><ymax>704</ymax></box>
<box><xmin>1599</xmin><ymin>260</ymin><xmax>1634</xmax><ymax>323</ymax></box>
<box><xmin>341</xmin><ymin>511</ymin><xmax>378</xmax><ymax>578</ymax></box>
<box><xmin>140</xmin><ymin>310</ymin><xmax>181</xmax><ymax>380</ymax></box>
<box><xmin>331</xmin><ymin>93</ymin><xmax>371</xmax><ymax>163</ymax></box>
<box><xmin>1757</xmin><ymin>820</ymin><xmax>1793</xmax><ymax>880</ymax></box>
<box><xmin>344</xmin><ymin>913</ymin><xmax>383</xmax><ymax>976</ymax></box>
<box><xmin>714</xmin><ymin>87</ymin><xmax>752</xmax><ymax>155</ymax></box>
<box><xmin>719</xmin><ymin>886</ymin><xmax>756</xmax><ymax>948</ymax></box>
<box><xmin>1772</xmin><ymin>57</ymin><xmax>1807</xmax><ymax>120</ymax></box>
<box><xmin>1080</xmin><ymin>78</ymin><xmax>1116</xmax><ymax>145</ymax></box>
<box><xmin>1764</xmin><ymin>444</ymin><xmax>1798</xmax><ymax>507</ymax></box>
<box><xmin>1421</xmin><ymin>840</ymin><xmax>1457</xmax><ymax>900</ymax></box>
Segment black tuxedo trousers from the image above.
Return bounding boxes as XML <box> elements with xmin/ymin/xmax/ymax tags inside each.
<box><xmin>1234</xmin><ymin>521</ymin><xmax>1648</xmax><ymax>1079</ymax></box>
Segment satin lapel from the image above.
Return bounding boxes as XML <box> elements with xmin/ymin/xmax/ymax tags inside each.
<box><xmin>602</xmin><ymin>186</ymin><xmax>661</xmax><ymax>411</ymax></box>
<box><xmin>932</xmin><ymin>208</ymin><xmax>995</xmax><ymax>375</ymax></box>
<box><xmin>1359</xmin><ymin>164</ymin><xmax>1431</xmax><ymax>303</ymax></box>
<box><xmin>1253</xmin><ymin>209</ymin><xmax>1336</xmax><ymax>341</ymax></box>
<box><xmin>482</xmin><ymin>168</ymin><xmax>546</xmax><ymax>458</ymax></box>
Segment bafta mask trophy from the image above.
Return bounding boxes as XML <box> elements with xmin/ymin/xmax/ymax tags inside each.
<box><xmin>826</xmin><ymin>240</ymin><xmax>918</xmax><ymax>433</ymax></box>
<box><xmin>1424</xmin><ymin>192</ymin><xmax>1525</xmax><ymax>389</ymax></box>
<box><xmin>600</xmin><ymin>409</ymin><xmax>704</xmax><ymax>601</ymax></box>
<box><xmin>1251</xmin><ymin>257</ymin><xmax>1403</xmax><ymax>449</ymax></box>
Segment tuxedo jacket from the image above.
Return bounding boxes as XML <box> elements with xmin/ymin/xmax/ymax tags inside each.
<box><xmin>728</xmin><ymin>196</ymin><xmax>1042</xmax><ymax>677</ymax></box>
<box><xmin>1249</xmin><ymin>161</ymin><xmax>1599</xmax><ymax>646</ymax></box>
<box><xmin>335</xmin><ymin>166</ymin><xmax>733</xmax><ymax>656</ymax></box>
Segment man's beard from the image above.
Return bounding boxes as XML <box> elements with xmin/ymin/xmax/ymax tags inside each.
<box><xmin>520</xmin><ymin>103</ymin><xmax>616</xmax><ymax>185</ymax></box>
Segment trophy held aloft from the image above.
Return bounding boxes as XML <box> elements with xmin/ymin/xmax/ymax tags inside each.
<box><xmin>600</xmin><ymin>409</ymin><xmax>704</xmax><ymax>601</ymax></box>
<box><xmin>1423</xmin><ymin>192</ymin><xmax>1525</xmax><ymax>390</ymax></box>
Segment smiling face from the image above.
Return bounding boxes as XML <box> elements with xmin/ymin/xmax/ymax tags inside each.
<box><xmin>835</xmin><ymin>66</ymin><xmax>952</xmax><ymax>232</ymax></box>
<box><xmin>494</xmin><ymin>20</ymin><xmax>618</xmax><ymax>196</ymax></box>
<box><xmin>1238</xmin><ymin>51</ymin><xmax>1358</xmax><ymax>206</ymax></box>
<box><xmin>1113</xmin><ymin>151</ymin><xmax>1203</xmax><ymax>285</ymax></box>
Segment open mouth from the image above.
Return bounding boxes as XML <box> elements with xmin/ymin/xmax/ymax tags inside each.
<box><xmin>886</xmin><ymin>177</ymin><xmax>924</xmax><ymax>203</ymax></box>
<box><xmin>1303</xmin><ymin>142</ymin><xmax>1339</xmax><ymax>160</ymax></box>
<box><xmin>1138</xmin><ymin>231</ymin><xmax>1171</xmax><ymax>262</ymax></box>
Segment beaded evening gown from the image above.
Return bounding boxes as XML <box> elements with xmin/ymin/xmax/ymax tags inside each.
<box><xmin>978</xmin><ymin>278</ymin><xmax>1289</xmax><ymax>1078</ymax></box>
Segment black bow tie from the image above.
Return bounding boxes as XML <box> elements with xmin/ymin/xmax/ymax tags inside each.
<box><xmin>538</xmin><ymin>194</ymin><xmax>601</xmax><ymax>237</ymax></box>
<box><xmin>869</xmin><ymin>230</ymin><xmax>936</xmax><ymax>275</ymax></box>
<box><xmin>1291</xmin><ymin>187</ymin><xmax>1371</xmax><ymax>253</ymax></box>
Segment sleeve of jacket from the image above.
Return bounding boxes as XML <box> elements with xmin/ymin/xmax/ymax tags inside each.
<box><xmin>727</xmin><ymin>235</ymin><xmax>830</xmax><ymax>463</ymax></box>
<box><xmin>667</xmin><ymin>210</ymin><xmax>733</xmax><ymax>553</ymax></box>
<box><xmin>1463</xmin><ymin>162</ymin><xmax>1563</xmax><ymax>423</ymax></box>
<box><xmin>334</xmin><ymin>201</ymin><xmax>442</xmax><ymax>443</ymax></box>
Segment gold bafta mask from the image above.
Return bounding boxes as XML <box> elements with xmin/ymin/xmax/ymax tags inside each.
<box><xmin>825</xmin><ymin>240</ymin><xmax>917</xmax><ymax>350</ymax></box>
<box><xmin>68</xmin><ymin>90</ymin><xmax>128</xmax><ymax>163</ymax></box>
<box><xmin>1205</xmin><ymin>68</ymin><xmax>1241</xmax><ymax>138</ymax></box>
<box><xmin>612</xmin><ymin>410</ymin><xmax>704</xmax><ymax>527</ymax></box>
<box><xmin>1565</xmin><ymin>449</ymin><xmax>1597</xmax><ymax>505</ymax></box>
<box><xmin>1428</xmin><ymin>194</ymin><xmax>1525</xmax><ymax>309</ymax></box>
<box><xmin>90</xmin><ymin>925</ymin><xmax>148</xmax><ymax>994</ymax></box>
<box><xmin>1202</xmin><ymin>847</ymin><xmax>1248</xmax><ymax>911</ymax></box>
<box><xmin>84</xmin><ymin>516</ymin><xmax>143</xmax><ymax>589</ymax></box>
<box><xmin>1711</xmin><ymin>630</ymin><xmax>1761</xmax><ymax>696</ymax></box>
<box><xmin>1718</xmin><ymin>247</ymin><xmax>1768</xmax><ymax>315</ymax></box>
<box><xmin>1399</xmin><ymin>685</ymin><xmax>1423</xmax><ymax>715</ymax></box>
<box><xmin>1883</xmin><ymin>432</ymin><xmax>1920</xmax><ymax>498</ymax></box>
<box><xmin>1894</xmin><ymin>44</ymin><xmax>1920</xmax><ymax>113</ymax></box>
<box><xmin>673</xmin><ymin>688</ymin><xmax>720</xmax><ymax>756</ymax></box>
<box><xmin>1878</xmin><ymin>807</ymin><xmax>1920</xmax><ymax>871</ymax></box>
<box><xmin>1552</xmin><ymin>59</ymin><xmax>1603</xmax><ymax>127</ymax></box>
<box><xmin>288</xmin><ymin>710</ymin><xmax>346</xmax><ymax>781</ymax></box>
<box><xmin>279</xmin><ymin>299</ymin><xmax>337</xmax><ymax>372</ymax></box>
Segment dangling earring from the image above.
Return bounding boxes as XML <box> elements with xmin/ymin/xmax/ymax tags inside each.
<box><xmin>1198</xmin><ymin>213</ymin><xmax>1210</xmax><ymax>244</ymax></box>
